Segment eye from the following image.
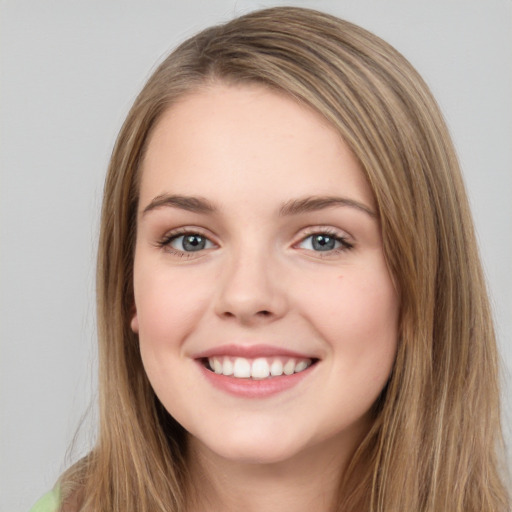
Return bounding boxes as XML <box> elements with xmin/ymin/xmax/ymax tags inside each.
<box><xmin>166</xmin><ymin>233</ymin><xmax>215</xmax><ymax>253</ymax></box>
<box><xmin>297</xmin><ymin>232</ymin><xmax>352</xmax><ymax>252</ymax></box>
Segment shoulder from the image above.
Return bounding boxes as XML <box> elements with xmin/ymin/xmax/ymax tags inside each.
<box><xmin>29</xmin><ymin>488</ymin><xmax>60</xmax><ymax>512</ymax></box>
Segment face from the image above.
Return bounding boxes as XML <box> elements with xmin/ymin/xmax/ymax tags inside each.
<box><xmin>131</xmin><ymin>83</ymin><xmax>399</xmax><ymax>466</ymax></box>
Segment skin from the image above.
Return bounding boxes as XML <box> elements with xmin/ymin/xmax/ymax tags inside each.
<box><xmin>131</xmin><ymin>83</ymin><xmax>399</xmax><ymax>512</ymax></box>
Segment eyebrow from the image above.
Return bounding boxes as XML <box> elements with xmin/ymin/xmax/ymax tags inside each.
<box><xmin>142</xmin><ymin>194</ymin><xmax>216</xmax><ymax>216</ymax></box>
<box><xmin>279</xmin><ymin>196</ymin><xmax>377</xmax><ymax>218</ymax></box>
<box><xmin>142</xmin><ymin>193</ymin><xmax>376</xmax><ymax>218</ymax></box>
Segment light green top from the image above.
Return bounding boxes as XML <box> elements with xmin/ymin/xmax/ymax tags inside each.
<box><xmin>29</xmin><ymin>488</ymin><xmax>60</xmax><ymax>512</ymax></box>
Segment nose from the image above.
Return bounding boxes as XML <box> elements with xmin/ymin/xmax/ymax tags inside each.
<box><xmin>214</xmin><ymin>248</ymin><xmax>288</xmax><ymax>326</ymax></box>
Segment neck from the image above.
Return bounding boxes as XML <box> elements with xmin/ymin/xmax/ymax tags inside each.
<box><xmin>185</xmin><ymin>434</ymin><xmax>364</xmax><ymax>512</ymax></box>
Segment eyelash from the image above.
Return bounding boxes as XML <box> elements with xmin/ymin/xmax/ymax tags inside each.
<box><xmin>295</xmin><ymin>227</ymin><xmax>354</xmax><ymax>256</ymax></box>
<box><xmin>157</xmin><ymin>228</ymin><xmax>215</xmax><ymax>257</ymax></box>
<box><xmin>157</xmin><ymin>227</ymin><xmax>354</xmax><ymax>257</ymax></box>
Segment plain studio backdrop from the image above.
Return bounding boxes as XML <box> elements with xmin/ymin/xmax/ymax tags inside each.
<box><xmin>1</xmin><ymin>1</ymin><xmax>511</xmax><ymax>510</ymax></box>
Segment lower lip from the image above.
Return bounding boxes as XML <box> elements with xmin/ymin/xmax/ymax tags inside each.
<box><xmin>197</xmin><ymin>362</ymin><xmax>315</xmax><ymax>398</ymax></box>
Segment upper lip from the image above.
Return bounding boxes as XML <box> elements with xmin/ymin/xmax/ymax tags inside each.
<box><xmin>192</xmin><ymin>344</ymin><xmax>318</xmax><ymax>360</ymax></box>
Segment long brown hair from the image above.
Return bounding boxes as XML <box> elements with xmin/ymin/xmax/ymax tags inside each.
<box><xmin>59</xmin><ymin>7</ymin><xmax>510</xmax><ymax>511</ymax></box>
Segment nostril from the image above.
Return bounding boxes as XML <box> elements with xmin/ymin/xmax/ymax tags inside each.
<box><xmin>257</xmin><ymin>310</ymin><xmax>271</xmax><ymax>316</ymax></box>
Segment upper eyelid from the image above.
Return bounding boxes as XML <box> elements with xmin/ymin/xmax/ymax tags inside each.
<box><xmin>161</xmin><ymin>226</ymin><xmax>216</xmax><ymax>241</ymax></box>
<box><xmin>293</xmin><ymin>225</ymin><xmax>353</xmax><ymax>242</ymax></box>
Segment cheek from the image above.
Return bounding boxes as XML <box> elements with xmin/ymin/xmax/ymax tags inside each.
<box><xmin>133</xmin><ymin>264</ymin><xmax>215</xmax><ymax>410</ymax></box>
<box><xmin>300</xmin><ymin>263</ymin><xmax>399</xmax><ymax>365</ymax></box>
<box><xmin>133</xmin><ymin>264</ymin><xmax>213</xmax><ymax>345</ymax></box>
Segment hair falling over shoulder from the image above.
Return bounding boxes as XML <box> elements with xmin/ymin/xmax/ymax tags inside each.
<box><xmin>57</xmin><ymin>7</ymin><xmax>510</xmax><ymax>512</ymax></box>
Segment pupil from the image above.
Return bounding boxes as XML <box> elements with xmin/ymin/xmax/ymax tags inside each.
<box><xmin>183</xmin><ymin>235</ymin><xmax>205</xmax><ymax>251</ymax></box>
<box><xmin>312</xmin><ymin>234</ymin><xmax>335</xmax><ymax>251</ymax></box>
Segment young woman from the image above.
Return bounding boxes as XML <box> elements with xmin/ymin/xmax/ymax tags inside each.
<box><xmin>32</xmin><ymin>6</ymin><xmax>509</xmax><ymax>512</ymax></box>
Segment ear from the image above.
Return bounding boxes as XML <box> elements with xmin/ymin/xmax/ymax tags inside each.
<box><xmin>130</xmin><ymin>305</ymin><xmax>139</xmax><ymax>333</ymax></box>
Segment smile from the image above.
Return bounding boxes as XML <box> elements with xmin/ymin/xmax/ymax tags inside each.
<box><xmin>193</xmin><ymin>345</ymin><xmax>319</xmax><ymax>398</ymax></box>
<box><xmin>205</xmin><ymin>356</ymin><xmax>314</xmax><ymax>380</ymax></box>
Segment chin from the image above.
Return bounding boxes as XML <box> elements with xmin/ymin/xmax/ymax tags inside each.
<box><xmin>190</xmin><ymin>428</ymin><xmax>310</xmax><ymax>466</ymax></box>
<box><xmin>214</xmin><ymin>444</ymin><xmax>302</xmax><ymax>466</ymax></box>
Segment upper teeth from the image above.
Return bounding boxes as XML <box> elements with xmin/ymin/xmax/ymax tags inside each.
<box><xmin>207</xmin><ymin>356</ymin><xmax>312</xmax><ymax>379</ymax></box>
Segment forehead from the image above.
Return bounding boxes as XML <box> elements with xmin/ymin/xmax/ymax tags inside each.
<box><xmin>139</xmin><ymin>83</ymin><xmax>374</xmax><ymax>211</ymax></box>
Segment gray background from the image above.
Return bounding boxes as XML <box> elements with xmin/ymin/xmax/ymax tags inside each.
<box><xmin>1</xmin><ymin>1</ymin><xmax>511</xmax><ymax>510</ymax></box>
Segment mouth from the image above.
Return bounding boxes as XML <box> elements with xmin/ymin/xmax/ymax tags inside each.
<box><xmin>201</xmin><ymin>355</ymin><xmax>318</xmax><ymax>380</ymax></box>
<box><xmin>193</xmin><ymin>344</ymin><xmax>320</xmax><ymax>397</ymax></box>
